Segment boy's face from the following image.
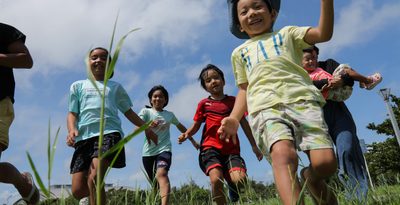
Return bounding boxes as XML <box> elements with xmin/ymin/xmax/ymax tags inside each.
<box><xmin>302</xmin><ymin>52</ymin><xmax>318</xmax><ymax>72</ymax></box>
<box><xmin>89</xmin><ymin>49</ymin><xmax>108</xmax><ymax>80</ymax></box>
<box><xmin>237</xmin><ymin>0</ymin><xmax>276</xmax><ymax>38</ymax></box>
<box><xmin>203</xmin><ymin>69</ymin><xmax>225</xmax><ymax>96</ymax></box>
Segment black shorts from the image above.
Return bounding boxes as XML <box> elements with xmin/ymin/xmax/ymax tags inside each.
<box><xmin>142</xmin><ymin>151</ymin><xmax>172</xmax><ymax>181</ymax></box>
<box><xmin>70</xmin><ymin>132</ymin><xmax>126</xmax><ymax>174</ymax></box>
<box><xmin>199</xmin><ymin>147</ymin><xmax>246</xmax><ymax>177</ymax></box>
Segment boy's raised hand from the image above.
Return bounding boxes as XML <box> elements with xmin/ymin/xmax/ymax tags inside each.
<box><xmin>218</xmin><ymin>116</ymin><xmax>239</xmax><ymax>144</ymax></box>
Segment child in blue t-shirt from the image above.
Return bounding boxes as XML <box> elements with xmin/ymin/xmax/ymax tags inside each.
<box><xmin>139</xmin><ymin>85</ymin><xmax>199</xmax><ymax>205</ymax></box>
<box><xmin>66</xmin><ymin>47</ymin><xmax>157</xmax><ymax>204</ymax></box>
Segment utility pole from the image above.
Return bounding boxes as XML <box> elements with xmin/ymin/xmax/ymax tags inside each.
<box><xmin>379</xmin><ymin>88</ymin><xmax>400</xmax><ymax>147</ymax></box>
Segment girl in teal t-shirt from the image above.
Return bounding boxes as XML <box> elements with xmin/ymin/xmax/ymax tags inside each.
<box><xmin>139</xmin><ymin>85</ymin><xmax>198</xmax><ymax>205</ymax></box>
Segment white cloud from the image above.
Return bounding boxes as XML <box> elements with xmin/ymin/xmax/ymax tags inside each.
<box><xmin>323</xmin><ymin>0</ymin><xmax>400</xmax><ymax>55</ymax></box>
<box><xmin>169</xmin><ymin>83</ymin><xmax>207</xmax><ymax>122</ymax></box>
<box><xmin>0</xmin><ymin>0</ymin><xmax>215</xmax><ymax>76</ymax></box>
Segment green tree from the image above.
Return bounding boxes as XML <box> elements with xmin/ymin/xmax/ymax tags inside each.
<box><xmin>365</xmin><ymin>94</ymin><xmax>400</xmax><ymax>184</ymax></box>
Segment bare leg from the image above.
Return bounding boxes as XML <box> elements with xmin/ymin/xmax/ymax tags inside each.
<box><xmin>345</xmin><ymin>69</ymin><xmax>371</xmax><ymax>84</ymax></box>
<box><xmin>0</xmin><ymin>162</ymin><xmax>39</xmax><ymax>203</ymax></box>
<box><xmin>71</xmin><ymin>171</ymin><xmax>89</xmax><ymax>200</ymax></box>
<box><xmin>87</xmin><ymin>158</ymin><xmax>109</xmax><ymax>205</ymax></box>
<box><xmin>208</xmin><ymin>167</ymin><xmax>227</xmax><ymax>205</ymax></box>
<box><xmin>303</xmin><ymin>148</ymin><xmax>338</xmax><ymax>205</ymax></box>
<box><xmin>229</xmin><ymin>169</ymin><xmax>247</xmax><ymax>192</ymax></box>
<box><xmin>156</xmin><ymin>167</ymin><xmax>170</xmax><ymax>205</ymax></box>
<box><xmin>270</xmin><ymin>140</ymin><xmax>303</xmax><ymax>205</ymax></box>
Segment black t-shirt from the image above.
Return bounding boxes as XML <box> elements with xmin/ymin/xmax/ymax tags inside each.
<box><xmin>0</xmin><ymin>23</ymin><xmax>26</xmax><ymax>103</ymax></box>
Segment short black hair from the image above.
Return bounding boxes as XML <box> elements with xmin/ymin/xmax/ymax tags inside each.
<box><xmin>147</xmin><ymin>85</ymin><xmax>169</xmax><ymax>108</ymax></box>
<box><xmin>198</xmin><ymin>64</ymin><xmax>225</xmax><ymax>90</ymax></box>
<box><xmin>303</xmin><ymin>45</ymin><xmax>319</xmax><ymax>55</ymax></box>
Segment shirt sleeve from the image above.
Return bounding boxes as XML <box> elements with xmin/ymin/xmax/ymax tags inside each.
<box><xmin>231</xmin><ymin>49</ymin><xmax>248</xmax><ymax>86</ymax></box>
<box><xmin>68</xmin><ymin>82</ymin><xmax>80</xmax><ymax>114</ymax></box>
<box><xmin>170</xmin><ymin>112</ymin><xmax>180</xmax><ymax>126</ymax></box>
<box><xmin>287</xmin><ymin>26</ymin><xmax>312</xmax><ymax>50</ymax></box>
<box><xmin>138</xmin><ymin>108</ymin><xmax>148</xmax><ymax>122</ymax></box>
<box><xmin>115</xmin><ymin>84</ymin><xmax>133</xmax><ymax>113</ymax></box>
<box><xmin>193</xmin><ymin>101</ymin><xmax>205</xmax><ymax>122</ymax></box>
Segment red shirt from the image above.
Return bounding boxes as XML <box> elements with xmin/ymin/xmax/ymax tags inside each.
<box><xmin>194</xmin><ymin>95</ymin><xmax>241</xmax><ymax>154</ymax></box>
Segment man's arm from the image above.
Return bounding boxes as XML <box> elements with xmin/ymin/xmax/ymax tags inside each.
<box><xmin>0</xmin><ymin>39</ymin><xmax>33</xmax><ymax>68</ymax></box>
<box><xmin>319</xmin><ymin>59</ymin><xmax>354</xmax><ymax>87</ymax></box>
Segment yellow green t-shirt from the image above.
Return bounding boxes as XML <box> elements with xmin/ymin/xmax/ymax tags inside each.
<box><xmin>231</xmin><ymin>26</ymin><xmax>325</xmax><ymax>115</ymax></box>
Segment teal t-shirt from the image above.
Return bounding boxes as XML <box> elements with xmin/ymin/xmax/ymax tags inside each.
<box><xmin>68</xmin><ymin>79</ymin><xmax>133</xmax><ymax>142</ymax></box>
<box><xmin>139</xmin><ymin>108</ymin><xmax>179</xmax><ymax>156</ymax></box>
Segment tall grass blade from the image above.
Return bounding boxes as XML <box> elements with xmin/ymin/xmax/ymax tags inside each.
<box><xmin>102</xmin><ymin>121</ymin><xmax>151</xmax><ymax>158</ymax></box>
<box><xmin>26</xmin><ymin>152</ymin><xmax>50</xmax><ymax>197</ymax></box>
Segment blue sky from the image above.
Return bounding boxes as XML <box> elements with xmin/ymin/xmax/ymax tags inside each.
<box><xmin>1</xmin><ymin>0</ymin><xmax>400</xmax><ymax>202</ymax></box>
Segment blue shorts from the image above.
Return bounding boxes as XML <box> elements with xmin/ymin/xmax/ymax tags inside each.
<box><xmin>142</xmin><ymin>151</ymin><xmax>172</xmax><ymax>181</ymax></box>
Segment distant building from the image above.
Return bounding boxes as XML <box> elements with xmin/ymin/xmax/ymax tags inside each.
<box><xmin>10</xmin><ymin>184</ymin><xmax>136</xmax><ymax>204</ymax></box>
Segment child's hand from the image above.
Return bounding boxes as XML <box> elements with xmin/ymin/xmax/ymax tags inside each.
<box><xmin>150</xmin><ymin>120</ymin><xmax>160</xmax><ymax>128</ymax></box>
<box><xmin>252</xmin><ymin>146</ymin><xmax>263</xmax><ymax>161</ymax></box>
<box><xmin>327</xmin><ymin>77</ymin><xmax>344</xmax><ymax>89</ymax></box>
<box><xmin>66</xmin><ymin>129</ymin><xmax>78</xmax><ymax>147</ymax></box>
<box><xmin>145</xmin><ymin>129</ymin><xmax>158</xmax><ymax>145</ymax></box>
<box><xmin>178</xmin><ymin>133</ymin><xmax>188</xmax><ymax>144</ymax></box>
<box><xmin>218</xmin><ymin>117</ymin><xmax>239</xmax><ymax>144</ymax></box>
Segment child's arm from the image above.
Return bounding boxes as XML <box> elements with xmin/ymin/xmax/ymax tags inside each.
<box><xmin>0</xmin><ymin>39</ymin><xmax>33</xmax><ymax>68</ymax></box>
<box><xmin>178</xmin><ymin>121</ymin><xmax>202</xmax><ymax>148</ymax></box>
<box><xmin>124</xmin><ymin>108</ymin><xmax>158</xmax><ymax>145</ymax></box>
<box><xmin>304</xmin><ymin>0</ymin><xmax>334</xmax><ymax>45</ymax></box>
<box><xmin>66</xmin><ymin>112</ymin><xmax>78</xmax><ymax>147</ymax></box>
<box><xmin>239</xmin><ymin>118</ymin><xmax>263</xmax><ymax>161</ymax></box>
<box><xmin>176</xmin><ymin>123</ymin><xmax>200</xmax><ymax>150</ymax></box>
<box><xmin>218</xmin><ymin>83</ymin><xmax>248</xmax><ymax>144</ymax></box>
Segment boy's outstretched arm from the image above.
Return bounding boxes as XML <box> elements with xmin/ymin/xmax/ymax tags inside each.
<box><xmin>66</xmin><ymin>112</ymin><xmax>78</xmax><ymax>147</ymax></box>
<box><xmin>239</xmin><ymin>118</ymin><xmax>263</xmax><ymax>161</ymax></box>
<box><xmin>304</xmin><ymin>0</ymin><xmax>334</xmax><ymax>45</ymax></box>
<box><xmin>178</xmin><ymin>121</ymin><xmax>201</xmax><ymax>148</ymax></box>
<box><xmin>124</xmin><ymin>108</ymin><xmax>158</xmax><ymax>145</ymax></box>
<box><xmin>176</xmin><ymin>123</ymin><xmax>200</xmax><ymax>150</ymax></box>
<box><xmin>218</xmin><ymin>83</ymin><xmax>248</xmax><ymax>144</ymax></box>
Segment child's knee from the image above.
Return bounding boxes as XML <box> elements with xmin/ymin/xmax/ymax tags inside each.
<box><xmin>270</xmin><ymin>141</ymin><xmax>298</xmax><ymax>167</ymax></box>
<box><xmin>229</xmin><ymin>171</ymin><xmax>247</xmax><ymax>185</ymax></box>
<box><xmin>312</xmin><ymin>158</ymin><xmax>337</xmax><ymax>178</ymax></box>
<box><xmin>71</xmin><ymin>186</ymin><xmax>88</xmax><ymax>199</ymax></box>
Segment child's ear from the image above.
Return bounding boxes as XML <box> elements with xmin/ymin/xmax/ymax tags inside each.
<box><xmin>271</xmin><ymin>10</ymin><xmax>278</xmax><ymax>22</ymax></box>
<box><xmin>238</xmin><ymin>24</ymin><xmax>244</xmax><ymax>33</ymax></box>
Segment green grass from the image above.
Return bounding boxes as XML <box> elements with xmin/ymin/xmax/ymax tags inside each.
<box><xmin>39</xmin><ymin>182</ymin><xmax>400</xmax><ymax>205</ymax></box>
